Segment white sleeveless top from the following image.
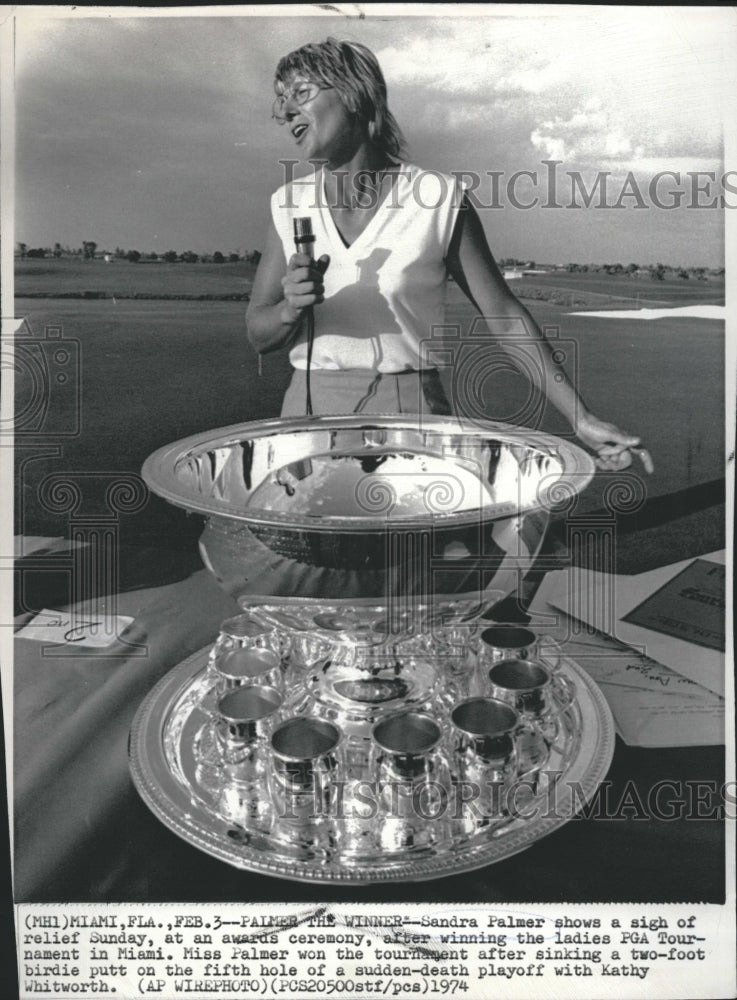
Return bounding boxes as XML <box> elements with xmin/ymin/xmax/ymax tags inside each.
<box><xmin>270</xmin><ymin>163</ymin><xmax>465</xmax><ymax>372</ymax></box>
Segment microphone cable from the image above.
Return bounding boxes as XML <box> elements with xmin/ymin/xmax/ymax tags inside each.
<box><xmin>293</xmin><ymin>217</ymin><xmax>316</xmax><ymax>416</ymax></box>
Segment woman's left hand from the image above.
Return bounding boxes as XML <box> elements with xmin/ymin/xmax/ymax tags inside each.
<box><xmin>576</xmin><ymin>413</ymin><xmax>654</xmax><ymax>473</ymax></box>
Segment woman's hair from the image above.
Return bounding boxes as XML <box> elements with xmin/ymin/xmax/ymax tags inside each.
<box><xmin>274</xmin><ymin>37</ymin><xmax>406</xmax><ymax>159</ymax></box>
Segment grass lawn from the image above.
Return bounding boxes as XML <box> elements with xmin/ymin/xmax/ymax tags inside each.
<box><xmin>14</xmin><ymin>258</ymin><xmax>257</xmax><ymax>298</ymax></box>
<box><xmin>512</xmin><ymin>270</ymin><xmax>724</xmax><ymax>307</ymax></box>
<box><xmin>13</xmin><ymin>298</ymin><xmax>288</xmax><ymax>550</ymax></box>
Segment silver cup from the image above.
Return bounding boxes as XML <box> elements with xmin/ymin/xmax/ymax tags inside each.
<box><xmin>215</xmin><ymin>684</ymin><xmax>283</xmax><ymax>830</ymax></box>
<box><xmin>476</xmin><ymin>624</ymin><xmax>562</xmax><ymax>672</ymax></box>
<box><xmin>210</xmin><ymin>612</ymin><xmax>287</xmax><ymax>670</ymax></box>
<box><xmin>216</xmin><ymin>610</ymin><xmax>285</xmax><ymax>650</ymax></box>
<box><xmin>425</xmin><ymin>625</ymin><xmax>477</xmax><ymax>705</ymax></box>
<box><xmin>450</xmin><ymin>697</ymin><xmax>523</xmax><ymax>830</ymax></box>
<box><xmin>487</xmin><ymin>658</ymin><xmax>575</xmax><ymax>775</ymax></box>
<box><xmin>487</xmin><ymin>658</ymin><xmax>573</xmax><ymax>717</ymax></box>
<box><xmin>213</xmin><ymin>646</ymin><xmax>283</xmax><ymax>695</ymax></box>
<box><xmin>269</xmin><ymin>717</ymin><xmax>342</xmax><ymax>851</ymax></box>
<box><xmin>217</xmin><ymin>684</ymin><xmax>283</xmax><ymax>760</ymax></box>
<box><xmin>477</xmin><ymin>625</ymin><xmax>540</xmax><ymax>664</ymax></box>
<box><xmin>489</xmin><ymin>657</ymin><xmax>550</xmax><ymax>710</ymax></box>
<box><xmin>451</xmin><ymin>697</ymin><xmax>521</xmax><ymax>768</ymax></box>
<box><xmin>372</xmin><ymin>712</ymin><xmax>451</xmax><ymax>851</ymax></box>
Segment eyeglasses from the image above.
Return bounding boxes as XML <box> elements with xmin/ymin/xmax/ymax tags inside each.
<box><xmin>272</xmin><ymin>82</ymin><xmax>332</xmax><ymax>124</ymax></box>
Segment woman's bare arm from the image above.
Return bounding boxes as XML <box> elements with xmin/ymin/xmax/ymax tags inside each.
<box><xmin>445</xmin><ymin>195</ymin><xmax>652</xmax><ymax>472</ymax></box>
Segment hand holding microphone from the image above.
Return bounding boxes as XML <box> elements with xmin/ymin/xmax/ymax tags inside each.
<box><xmin>281</xmin><ymin>218</ymin><xmax>330</xmax><ymax>324</ymax></box>
<box><xmin>285</xmin><ymin>218</ymin><xmax>330</xmax><ymax>416</ymax></box>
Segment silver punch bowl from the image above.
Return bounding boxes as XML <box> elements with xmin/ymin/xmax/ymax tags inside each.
<box><xmin>141</xmin><ymin>415</ymin><xmax>595</xmax><ymax>636</ymax></box>
<box><xmin>131</xmin><ymin>416</ymin><xmax>617</xmax><ymax>883</ymax></box>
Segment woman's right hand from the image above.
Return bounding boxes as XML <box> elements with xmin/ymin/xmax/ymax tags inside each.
<box><xmin>280</xmin><ymin>252</ymin><xmax>331</xmax><ymax>324</ymax></box>
<box><xmin>246</xmin><ymin>217</ymin><xmax>329</xmax><ymax>355</ymax></box>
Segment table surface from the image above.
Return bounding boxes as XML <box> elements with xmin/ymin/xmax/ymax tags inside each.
<box><xmin>12</xmin><ymin>493</ymin><xmax>726</xmax><ymax>905</ymax></box>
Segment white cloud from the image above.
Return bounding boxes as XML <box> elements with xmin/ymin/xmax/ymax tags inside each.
<box><xmin>376</xmin><ymin>9</ymin><xmax>731</xmax><ymax>162</ymax></box>
<box><xmin>530</xmin><ymin>99</ymin><xmax>639</xmax><ymax>165</ymax></box>
<box><xmin>529</xmin><ymin>86</ymin><xmax>724</xmax><ymax>170</ymax></box>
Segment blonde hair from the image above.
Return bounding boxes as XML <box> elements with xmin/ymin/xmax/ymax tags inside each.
<box><xmin>275</xmin><ymin>37</ymin><xmax>406</xmax><ymax>159</ymax></box>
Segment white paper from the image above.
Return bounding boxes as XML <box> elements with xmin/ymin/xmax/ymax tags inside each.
<box><xmin>15</xmin><ymin>606</ymin><xmax>134</xmax><ymax>648</ymax></box>
<box><xmin>593</xmin><ymin>683</ymin><xmax>724</xmax><ymax>748</ymax></box>
<box><xmin>529</xmin><ymin>587</ymin><xmax>726</xmax><ymax>748</ymax></box>
<box><xmin>541</xmin><ymin>551</ymin><xmax>725</xmax><ymax>696</ymax></box>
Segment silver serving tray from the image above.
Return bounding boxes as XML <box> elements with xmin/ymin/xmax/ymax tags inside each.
<box><xmin>129</xmin><ymin>644</ymin><xmax>615</xmax><ymax>884</ymax></box>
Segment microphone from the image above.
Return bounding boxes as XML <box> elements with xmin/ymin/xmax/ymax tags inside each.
<box><xmin>293</xmin><ymin>217</ymin><xmax>316</xmax><ymax>416</ymax></box>
<box><xmin>293</xmin><ymin>217</ymin><xmax>315</xmax><ymax>260</ymax></box>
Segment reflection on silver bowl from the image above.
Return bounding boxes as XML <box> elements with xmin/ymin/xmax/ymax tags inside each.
<box><xmin>142</xmin><ymin>415</ymin><xmax>594</xmax><ymax>637</ymax></box>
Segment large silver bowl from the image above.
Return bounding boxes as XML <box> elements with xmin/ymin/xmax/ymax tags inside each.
<box><xmin>142</xmin><ymin>416</ymin><xmax>594</xmax><ymax>638</ymax></box>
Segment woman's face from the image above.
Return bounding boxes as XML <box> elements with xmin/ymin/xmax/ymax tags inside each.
<box><xmin>275</xmin><ymin>76</ymin><xmax>364</xmax><ymax>165</ymax></box>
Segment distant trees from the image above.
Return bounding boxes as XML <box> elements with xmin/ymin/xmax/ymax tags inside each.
<box><xmin>500</xmin><ymin>258</ymin><xmax>537</xmax><ymax>269</ymax></box>
<box><xmin>14</xmin><ymin>241</ymin><xmax>722</xmax><ymax>287</ymax></box>
<box><xmin>17</xmin><ymin>238</ymin><xmax>265</xmax><ymax>264</ymax></box>
<box><xmin>558</xmin><ymin>260</ymin><xmax>718</xmax><ymax>281</ymax></box>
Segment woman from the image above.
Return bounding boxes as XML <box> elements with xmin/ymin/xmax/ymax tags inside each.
<box><xmin>247</xmin><ymin>38</ymin><xmax>651</xmax><ymax>473</ymax></box>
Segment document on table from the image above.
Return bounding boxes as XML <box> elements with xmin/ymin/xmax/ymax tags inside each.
<box><xmin>622</xmin><ymin>558</ymin><xmax>724</xmax><ymax>651</ymax></box>
<box><xmin>539</xmin><ymin>551</ymin><xmax>725</xmax><ymax>696</ymax></box>
<box><xmin>558</xmin><ymin>622</ymin><xmax>725</xmax><ymax>748</ymax></box>
<box><xmin>15</xmin><ymin>606</ymin><xmax>135</xmax><ymax>649</ymax></box>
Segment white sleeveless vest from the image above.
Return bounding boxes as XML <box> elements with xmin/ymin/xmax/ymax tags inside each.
<box><xmin>270</xmin><ymin>163</ymin><xmax>464</xmax><ymax>372</ymax></box>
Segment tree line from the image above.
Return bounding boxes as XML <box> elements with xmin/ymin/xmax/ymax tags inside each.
<box><xmin>500</xmin><ymin>258</ymin><xmax>723</xmax><ymax>281</ymax></box>
<box><xmin>18</xmin><ymin>242</ymin><xmax>720</xmax><ymax>278</ymax></box>
<box><xmin>16</xmin><ymin>241</ymin><xmax>261</xmax><ymax>265</ymax></box>
<box><xmin>564</xmin><ymin>262</ymin><xmax>721</xmax><ymax>281</ymax></box>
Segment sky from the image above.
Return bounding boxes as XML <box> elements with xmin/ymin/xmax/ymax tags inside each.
<box><xmin>12</xmin><ymin>5</ymin><xmax>736</xmax><ymax>267</ymax></box>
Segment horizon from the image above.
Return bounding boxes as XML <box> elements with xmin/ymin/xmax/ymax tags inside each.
<box><xmin>13</xmin><ymin>8</ymin><xmax>734</xmax><ymax>269</ymax></box>
<box><xmin>14</xmin><ymin>248</ymin><xmax>726</xmax><ymax>272</ymax></box>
